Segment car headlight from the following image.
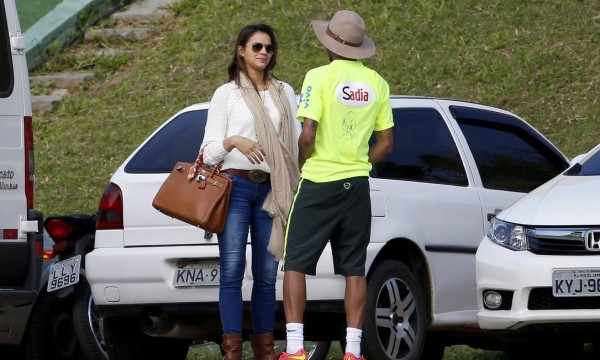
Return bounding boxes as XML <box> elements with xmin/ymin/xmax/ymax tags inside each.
<box><xmin>487</xmin><ymin>218</ymin><xmax>528</xmax><ymax>251</ymax></box>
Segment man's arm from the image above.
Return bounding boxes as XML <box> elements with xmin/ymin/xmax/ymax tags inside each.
<box><xmin>298</xmin><ymin>118</ymin><xmax>318</xmax><ymax>169</ymax></box>
<box><xmin>368</xmin><ymin>128</ymin><xmax>393</xmax><ymax>164</ymax></box>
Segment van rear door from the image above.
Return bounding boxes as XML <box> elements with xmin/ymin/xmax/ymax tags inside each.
<box><xmin>0</xmin><ymin>0</ymin><xmax>41</xmax><ymax>297</ymax></box>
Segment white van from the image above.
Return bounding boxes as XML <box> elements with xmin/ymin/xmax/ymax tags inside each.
<box><xmin>0</xmin><ymin>0</ymin><xmax>45</xmax><ymax>349</ymax></box>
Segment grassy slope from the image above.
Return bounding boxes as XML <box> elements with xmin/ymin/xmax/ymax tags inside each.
<box><xmin>34</xmin><ymin>0</ymin><xmax>600</xmax><ymax>216</ymax></box>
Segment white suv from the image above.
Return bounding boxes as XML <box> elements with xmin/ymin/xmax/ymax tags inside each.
<box><xmin>476</xmin><ymin>143</ymin><xmax>600</xmax><ymax>359</ymax></box>
<box><xmin>86</xmin><ymin>96</ymin><xmax>568</xmax><ymax>360</ymax></box>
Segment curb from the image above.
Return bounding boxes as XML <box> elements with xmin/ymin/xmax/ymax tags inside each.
<box><xmin>24</xmin><ymin>0</ymin><xmax>131</xmax><ymax>71</ymax></box>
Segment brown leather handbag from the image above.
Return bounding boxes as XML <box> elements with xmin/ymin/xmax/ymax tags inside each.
<box><xmin>152</xmin><ymin>154</ymin><xmax>232</xmax><ymax>233</ymax></box>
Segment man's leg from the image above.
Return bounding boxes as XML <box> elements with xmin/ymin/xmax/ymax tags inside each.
<box><xmin>283</xmin><ymin>270</ymin><xmax>307</xmax><ymax>323</ymax></box>
<box><xmin>344</xmin><ymin>275</ymin><xmax>366</xmax><ymax>327</ymax></box>
<box><xmin>281</xmin><ymin>271</ymin><xmax>307</xmax><ymax>356</ymax></box>
<box><xmin>345</xmin><ymin>275</ymin><xmax>367</xmax><ymax>358</ymax></box>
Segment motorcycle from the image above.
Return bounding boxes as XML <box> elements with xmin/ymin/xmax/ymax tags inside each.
<box><xmin>30</xmin><ymin>213</ymin><xmax>107</xmax><ymax>360</ymax></box>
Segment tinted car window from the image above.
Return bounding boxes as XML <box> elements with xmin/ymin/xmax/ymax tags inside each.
<box><xmin>567</xmin><ymin>148</ymin><xmax>600</xmax><ymax>176</ymax></box>
<box><xmin>452</xmin><ymin>106</ymin><xmax>567</xmax><ymax>192</ymax></box>
<box><xmin>125</xmin><ymin>110</ymin><xmax>207</xmax><ymax>173</ymax></box>
<box><xmin>0</xmin><ymin>2</ymin><xmax>14</xmax><ymax>97</ymax></box>
<box><xmin>371</xmin><ymin>107</ymin><xmax>468</xmax><ymax>186</ymax></box>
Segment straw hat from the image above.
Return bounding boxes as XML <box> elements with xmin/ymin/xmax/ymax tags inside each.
<box><xmin>311</xmin><ymin>10</ymin><xmax>376</xmax><ymax>60</ymax></box>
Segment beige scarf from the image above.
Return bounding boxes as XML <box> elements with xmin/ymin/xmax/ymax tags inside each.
<box><xmin>239</xmin><ymin>72</ymin><xmax>300</xmax><ymax>260</ymax></box>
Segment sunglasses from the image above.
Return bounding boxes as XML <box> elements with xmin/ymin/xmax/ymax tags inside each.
<box><xmin>248</xmin><ymin>42</ymin><xmax>275</xmax><ymax>55</ymax></box>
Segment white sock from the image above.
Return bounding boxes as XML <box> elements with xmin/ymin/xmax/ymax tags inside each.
<box><xmin>345</xmin><ymin>327</ymin><xmax>362</xmax><ymax>357</ymax></box>
<box><xmin>285</xmin><ymin>323</ymin><xmax>304</xmax><ymax>354</ymax></box>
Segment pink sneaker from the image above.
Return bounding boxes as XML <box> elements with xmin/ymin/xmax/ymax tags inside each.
<box><xmin>343</xmin><ymin>353</ymin><xmax>366</xmax><ymax>360</ymax></box>
<box><xmin>278</xmin><ymin>348</ymin><xmax>308</xmax><ymax>360</ymax></box>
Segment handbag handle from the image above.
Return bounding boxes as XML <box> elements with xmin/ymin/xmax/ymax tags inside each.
<box><xmin>187</xmin><ymin>152</ymin><xmax>223</xmax><ymax>181</ymax></box>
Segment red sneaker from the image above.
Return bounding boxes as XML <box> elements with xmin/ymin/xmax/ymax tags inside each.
<box><xmin>278</xmin><ymin>348</ymin><xmax>308</xmax><ymax>360</ymax></box>
<box><xmin>343</xmin><ymin>353</ymin><xmax>366</xmax><ymax>360</ymax></box>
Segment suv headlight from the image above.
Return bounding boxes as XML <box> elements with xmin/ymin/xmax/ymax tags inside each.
<box><xmin>487</xmin><ymin>218</ymin><xmax>528</xmax><ymax>251</ymax></box>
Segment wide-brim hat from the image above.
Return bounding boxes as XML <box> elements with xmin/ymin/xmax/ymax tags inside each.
<box><xmin>312</xmin><ymin>10</ymin><xmax>376</xmax><ymax>60</ymax></box>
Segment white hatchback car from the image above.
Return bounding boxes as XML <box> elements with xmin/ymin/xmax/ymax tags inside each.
<box><xmin>477</xmin><ymin>143</ymin><xmax>600</xmax><ymax>359</ymax></box>
<box><xmin>87</xmin><ymin>96</ymin><xmax>569</xmax><ymax>360</ymax></box>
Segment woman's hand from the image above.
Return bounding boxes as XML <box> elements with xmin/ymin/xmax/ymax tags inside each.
<box><xmin>223</xmin><ymin>136</ymin><xmax>266</xmax><ymax>164</ymax></box>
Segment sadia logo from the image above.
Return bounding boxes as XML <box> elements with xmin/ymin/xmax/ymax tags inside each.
<box><xmin>336</xmin><ymin>82</ymin><xmax>375</xmax><ymax>107</ymax></box>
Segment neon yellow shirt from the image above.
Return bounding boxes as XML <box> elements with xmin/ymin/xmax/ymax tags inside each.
<box><xmin>297</xmin><ymin>60</ymin><xmax>394</xmax><ymax>182</ymax></box>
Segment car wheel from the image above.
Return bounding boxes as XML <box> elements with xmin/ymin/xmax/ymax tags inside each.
<box><xmin>105</xmin><ymin>316</ymin><xmax>191</xmax><ymax>360</ymax></box>
<box><xmin>362</xmin><ymin>260</ymin><xmax>426</xmax><ymax>360</ymax></box>
<box><xmin>273</xmin><ymin>341</ymin><xmax>331</xmax><ymax>360</ymax></box>
<box><xmin>72</xmin><ymin>276</ymin><xmax>108</xmax><ymax>360</ymax></box>
<box><xmin>24</xmin><ymin>290</ymin><xmax>83</xmax><ymax>360</ymax></box>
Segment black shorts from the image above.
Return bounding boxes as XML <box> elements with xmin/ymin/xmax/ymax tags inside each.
<box><xmin>282</xmin><ymin>177</ymin><xmax>371</xmax><ymax>276</ymax></box>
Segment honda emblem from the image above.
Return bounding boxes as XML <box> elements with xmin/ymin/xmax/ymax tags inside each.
<box><xmin>585</xmin><ymin>231</ymin><xmax>600</xmax><ymax>251</ymax></box>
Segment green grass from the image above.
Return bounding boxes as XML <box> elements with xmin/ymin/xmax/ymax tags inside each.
<box><xmin>30</xmin><ymin>1</ymin><xmax>600</xmax><ymax>358</ymax></box>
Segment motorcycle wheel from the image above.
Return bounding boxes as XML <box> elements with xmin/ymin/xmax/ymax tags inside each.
<box><xmin>72</xmin><ymin>276</ymin><xmax>109</xmax><ymax>360</ymax></box>
<box><xmin>24</xmin><ymin>289</ymin><xmax>83</xmax><ymax>360</ymax></box>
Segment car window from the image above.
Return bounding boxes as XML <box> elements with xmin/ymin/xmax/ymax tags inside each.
<box><xmin>371</xmin><ymin>107</ymin><xmax>468</xmax><ymax>186</ymax></box>
<box><xmin>567</xmin><ymin>148</ymin><xmax>600</xmax><ymax>176</ymax></box>
<box><xmin>0</xmin><ymin>2</ymin><xmax>14</xmax><ymax>97</ymax></box>
<box><xmin>452</xmin><ymin>106</ymin><xmax>568</xmax><ymax>192</ymax></box>
<box><xmin>125</xmin><ymin>110</ymin><xmax>207</xmax><ymax>173</ymax></box>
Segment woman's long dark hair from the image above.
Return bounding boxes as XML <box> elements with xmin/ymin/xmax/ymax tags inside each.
<box><xmin>227</xmin><ymin>24</ymin><xmax>278</xmax><ymax>86</ymax></box>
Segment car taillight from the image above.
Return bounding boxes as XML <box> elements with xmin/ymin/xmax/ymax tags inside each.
<box><xmin>97</xmin><ymin>182</ymin><xmax>124</xmax><ymax>230</ymax></box>
<box><xmin>45</xmin><ymin>219</ymin><xmax>74</xmax><ymax>240</ymax></box>
<box><xmin>24</xmin><ymin>116</ymin><xmax>34</xmax><ymax>209</ymax></box>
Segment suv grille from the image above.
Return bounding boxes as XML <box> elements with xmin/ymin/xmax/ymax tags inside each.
<box><xmin>528</xmin><ymin>287</ymin><xmax>600</xmax><ymax>310</ymax></box>
<box><xmin>527</xmin><ymin>227</ymin><xmax>600</xmax><ymax>255</ymax></box>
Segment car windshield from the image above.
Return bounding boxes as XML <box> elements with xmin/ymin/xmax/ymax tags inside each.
<box><xmin>566</xmin><ymin>148</ymin><xmax>600</xmax><ymax>176</ymax></box>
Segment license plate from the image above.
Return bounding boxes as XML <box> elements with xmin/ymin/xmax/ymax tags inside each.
<box><xmin>173</xmin><ymin>261</ymin><xmax>220</xmax><ymax>287</ymax></box>
<box><xmin>552</xmin><ymin>268</ymin><xmax>600</xmax><ymax>297</ymax></box>
<box><xmin>47</xmin><ymin>254</ymin><xmax>81</xmax><ymax>292</ymax></box>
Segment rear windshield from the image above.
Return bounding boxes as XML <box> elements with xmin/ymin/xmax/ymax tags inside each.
<box><xmin>124</xmin><ymin>110</ymin><xmax>207</xmax><ymax>173</ymax></box>
<box><xmin>0</xmin><ymin>2</ymin><xmax>14</xmax><ymax>97</ymax></box>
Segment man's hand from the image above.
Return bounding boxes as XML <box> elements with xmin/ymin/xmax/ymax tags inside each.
<box><xmin>368</xmin><ymin>128</ymin><xmax>393</xmax><ymax>164</ymax></box>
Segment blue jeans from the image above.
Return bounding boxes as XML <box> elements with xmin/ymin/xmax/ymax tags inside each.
<box><xmin>218</xmin><ymin>175</ymin><xmax>278</xmax><ymax>334</ymax></box>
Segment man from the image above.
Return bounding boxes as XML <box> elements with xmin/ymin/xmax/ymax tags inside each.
<box><xmin>278</xmin><ymin>9</ymin><xmax>394</xmax><ymax>360</ymax></box>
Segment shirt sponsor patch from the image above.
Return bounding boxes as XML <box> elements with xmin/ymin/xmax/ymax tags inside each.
<box><xmin>335</xmin><ymin>82</ymin><xmax>375</xmax><ymax>107</ymax></box>
<box><xmin>300</xmin><ymin>85</ymin><xmax>312</xmax><ymax>109</ymax></box>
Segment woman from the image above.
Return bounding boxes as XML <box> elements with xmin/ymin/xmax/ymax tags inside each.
<box><xmin>200</xmin><ymin>24</ymin><xmax>300</xmax><ymax>360</ymax></box>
